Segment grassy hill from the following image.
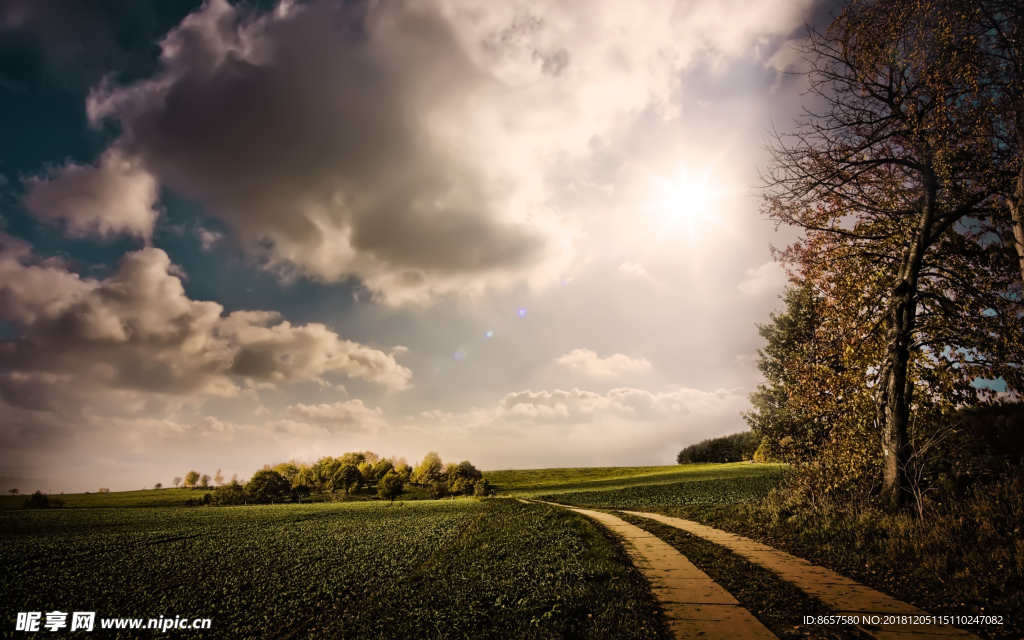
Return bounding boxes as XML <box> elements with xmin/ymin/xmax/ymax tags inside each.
<box><xmin>486</xmin><ymin>462</ymin><xmax>788</xmax><ymax>498</ymax></box>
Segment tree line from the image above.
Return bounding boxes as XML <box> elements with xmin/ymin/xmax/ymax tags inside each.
<box><xmin>745</xmin><ymin>0</ymin><xmax>1023</xmax><ymax>515</ymax></box>
<box><xmin>173</xmin><ymin>451</ymin><xmax>491</xmax><ymax>506</ymax></box>
<box><xmin>676</xmin><ymin>432</ymin><xmax>762</xmax><ymax>464</ymax></box>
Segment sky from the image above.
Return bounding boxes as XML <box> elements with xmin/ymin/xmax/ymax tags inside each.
<box><xmin>0</xmin><ymin>0</ymin><xmax>839</xmax><ymax>492</ymax></box>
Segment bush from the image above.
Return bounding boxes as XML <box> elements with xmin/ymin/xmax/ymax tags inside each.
<box><xmin>23</xmin><ymin>491</ymin><xmax>64</xmax><ymax>509</ymax></box>
<box><xmin>472</xmin><ymin>479</ymin><xmax>492</xmax><ymax>497</ymax></box>
<box><xmin>185</xmin><ymin>493</ymin><xmax>213</xmax><ymax>507</ymax></box>
<box><xmin>211</xmin><ymin>480</ymin><xmax>248</xmax><ymax>506</ymax></box>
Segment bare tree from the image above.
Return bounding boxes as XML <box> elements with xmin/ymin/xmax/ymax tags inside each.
<box><xmin>172</xmin><ymin>477</ymin><xmax>182</xmax><ymax>489</ymax></box>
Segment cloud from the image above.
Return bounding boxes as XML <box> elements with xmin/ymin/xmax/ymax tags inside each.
<box><xmin>495</xmin><ymin>386</ymin><xmax>744</xmax><ymax>424</ymax></box>
<box><xmin>74</xmin><ymin>0</ymin><xmax>560</xmax><ymax>305</ymax></box>
<box><xmin>285</xmin><ymin>400</ymin><xmax>387</xmax><ymax>431</ymax></box>
<box><xmin>555</xmin><ymin>348</ymin><xmax>652</xmax><ymax>378</ymax></box>
<box><xmin>31</xmin><ymin>0</ymin><xmax>815</xmax><ymax>306</ymax></box>
<box><xmin>196</xmin><ymin>228</ymin><xmax>223</xmax><ymax>251</ymax></box>
<box><xmin>0</xmin><ymin>238</ymin><xmax>413</xmax><ymax>401</ymax></box>
<box><xmin>23</xmin><ymin>148</ymin><xmax>159</xmax><ymax>239</ymax></box>
<box><xmin>617</xmin><ymin>261</ymin><xmax>654</xmax><ymax>281</ymax></box>
<box><xmin>737</xmin><ymin>260</ymin><xmax>787</xmax><ymax>297</ymax></box>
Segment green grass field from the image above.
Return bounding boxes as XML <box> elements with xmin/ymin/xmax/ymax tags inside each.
<box><xmin>1</xmin><ymin>497</ymin><xmax>679</xmax><ymax>639</ymax></box>
<box><xmin>0</xmin><ymin>483</ymin><xmax>445</xmax><ymax>511</ymax></box>
<box><xmin>7</xmin><ymin>462</ymin><xmax>1005</xmax><ymax>639</ymax></box>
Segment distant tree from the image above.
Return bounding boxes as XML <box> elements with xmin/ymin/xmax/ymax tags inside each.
<box><xmin>172</xmin><ymin>477</ymin><xmax>182</xmax><ymax>489</ymax></box>
<box><xmin>97</xmin><ymin>487</ymin><xmax>110</xmax><ymax>493</ymax></box>
<box><xmin>184</xmin><ymin>470</ymin><xmax>200</xmax><ymax>489</ymax></box>
<box><xmin>213</xmin><ymin>469</ymin><xmax>224</xmax><ymax>486</ymax></box>
<box><xmin>372</xmin><ymin>458</ymin><xmax>394</xmax><ymax>481</ymax></box>
<box><xmin>360</xmin><ymin>451</ymin><xmax>381</xmax><ymax>466</ymax></box>
<box><xmin>337</xmin><ymin>452</ymin><xmax>366</xmax><ymax>467</ymax></box>
<box><xmin>377</xmin><ymin>470</ymin><xmax>404</xmax><ymax>501</ymax></box>
<box><xmin>393</xmin><ymin>463</ymin><xmax>412</xmax><ymax>483</ymax></box>
<box><xmin>308</xmin><ymin>457</ymin><xmax>341</xmax><ymax>493</ymax></box>
<box><xmin>411</xmin><ymin>452</ymin><xmax>443</xmax><ymax>486</ymax></box>
<box><xmin>8</xmin><ymin>488</ymin><xmax>18</xmax><ymax>496</ymax></box>
<box><xmin>245</xmin><ymin>470</ymin><xmax>290</xmax><ymax>504</ymax></box>
<box><xmin>446</xmin><ymin>461</ymin><xmax>483</xmax><ymax>483</ymax></box>
<box><xmin>154</xmin><ymin>483</ymin><xmax>163</xmax><ymax>490</ymax></box>
<box><xmin>358</xmin><ymin>461</ymin><xmax>376</xmax><ymax>485</ymax></box>
<box><xmin>294</xmin><ymin>464</ymin><xmax>317</xmax><ymax>491</ymax></box>
<box><xmin>273</xmin><ymin>462</ymin><xmax>300</xmax><ymax>485</ymax></box>
<box><xmin>676</xmin><ymin>432</ymin><xmax>760</xmax><ymax>464</ymax></box>
<box><xmin>334</xmin><ymin>463</ymin><xmax>363</xmax><ymax>495</ymax></box>
<box><xmin>199</xmin><ymin>474</ymin><xmax>211</xmax><ymax>489</ymax></box>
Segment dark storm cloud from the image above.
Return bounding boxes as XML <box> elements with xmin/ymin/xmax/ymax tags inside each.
<box><xmin>30</xmin><ymin>0</ymin><xmax>550</xmax><ymax>304</ymax></box>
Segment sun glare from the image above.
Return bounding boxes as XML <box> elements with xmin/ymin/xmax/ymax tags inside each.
<box><xmin>646</xmin><ymin>165</ymin><xmax>723</xmax><ymax>236</ymax></box>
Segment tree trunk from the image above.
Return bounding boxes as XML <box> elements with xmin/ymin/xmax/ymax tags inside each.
<box><xmin>1010</xmin><ymin>156</ymin><xmax>1024</xmax><ymax>287</ymax></box>
<box><xmin>876</xmin><ymin>183</ymin><xmax>933</xmax><ymax>511</ymax></box>
<box><xmin>876</xmin><ymin>283</ymin><xmax>916</xmax><ymax>510</ymax></box>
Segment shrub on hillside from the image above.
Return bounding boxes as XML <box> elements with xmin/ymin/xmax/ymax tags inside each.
<box><xmin>211</xmin><ymin>480</ymin><xmax>248</xmax><ymax>506</ymax></box>
<box><xmin>23</xmin><ymin>491</ymin><xmax>64</xmax><ymax>509</ymax></box>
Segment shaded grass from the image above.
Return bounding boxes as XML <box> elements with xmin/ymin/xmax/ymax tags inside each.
<box><xmin>649</xmin><ymin>475</ymin><xmax>1023</xmax><ymax>640</ymax></box>
<box><xmin>334</xmin><ymin>499</ymin><xmax>673</xmax><ymax>640</ymax></box>
<box><xmin>541</xmin><ymin>473</ymin><xmax>781</xmax><ymax>509</ymax></box>
<box><xmin>617</xmin><ymin>512</ymin><xmax>875</xmax><ymax>640</ymax></box>
<box><xmin>0</xmin><ymin>488</ymin><xmax>197</xmax><ymax>510</ymax></box>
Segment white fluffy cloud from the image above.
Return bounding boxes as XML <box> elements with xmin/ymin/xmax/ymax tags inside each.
<box><xmin>495</xmin><ymin>386</ymin><xmax>743</xmax><ymax>424</ymax></box>
<box><xmin>617</xmin><ymin>261</ymin><xmax>655</xmax><ymax>281</ymax></box>
<box><xmin>737</xmin><ymin>260</ymin><xmax>788</xmax><ymax>297</ymax></box>
<box><xmin>24</xmin><ymin>148</ymin><xmax>159</xmax><ymax>239</ymax></box>
<box><xmin>285</xmin><ymin>400</ymin><xmax>387</xmax><ymax>432</ymax></box>
<box><xmin>0</xmin><ymin>237</ymin><xmax>412</xmax><ymax>400</ymax></box>
<box><xmin>555</xmin><ymin>348</ymin><xmax>652</xmax><ymax>378</ymax></box>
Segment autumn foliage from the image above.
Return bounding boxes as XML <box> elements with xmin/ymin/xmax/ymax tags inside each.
<box><xmin>752</xmin><ymin>0</ymin><xmax>1024</xmax><ymax>512</ymax></box>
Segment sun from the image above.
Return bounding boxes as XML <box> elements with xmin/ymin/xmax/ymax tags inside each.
<box><xmin>646</xmin><ymin>165</ymin><xmax>721</xmax><ymax>236</ymax></box>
